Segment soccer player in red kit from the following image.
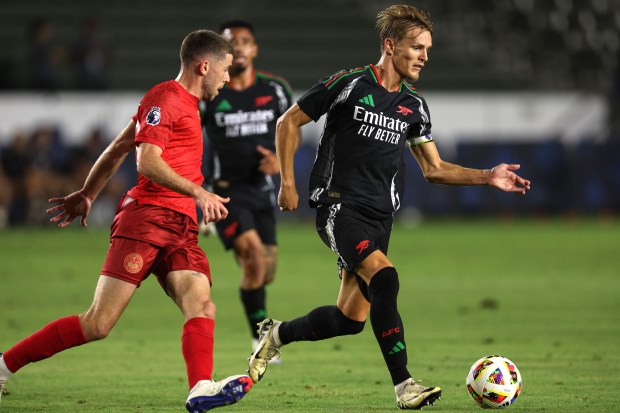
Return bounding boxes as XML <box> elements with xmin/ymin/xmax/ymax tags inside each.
<box><xmin>0</xmin><ymin>30</ymin><xmax>253</xmax><ymax>413</ymax></box>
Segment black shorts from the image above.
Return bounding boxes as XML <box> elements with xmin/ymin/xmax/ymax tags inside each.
<box><xmin>215</xmin><ymin>201</ymin><xmax>276</xmax><ymax>250</ymax></box>
<box><xmin>315</xmin><ymin>203</ymin><xmax>392</xmax><ymax>273</ymax></box>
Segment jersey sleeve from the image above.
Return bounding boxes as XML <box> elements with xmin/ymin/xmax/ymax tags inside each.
<box><xmin>297</xmin><ymin>69</ymin><xmax>356</xmax><ymax>122</ymax></box>
<box><xmin>135</xmin><ymin>92</ymin><xmax>175</xmax><ymax>151</ymax></box>
<box><xmin>274</xmin><ymin>78</ymin><xmax>294</xmax><ymax>116</ymax></box>
<box><xmin>407</xmin><ymin>94</ymin><xmax>433</xmax><ymax>146</ymax></box>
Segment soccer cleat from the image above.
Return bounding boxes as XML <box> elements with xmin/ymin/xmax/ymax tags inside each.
<box><xmin>0</xmin><ymin>378</ymin><xmax>7</xmax><ymax>402</ymax></box>
<box><xmin>248</xmin><ymin>319</ymin><xmax>281</xmax><ymax>383</ymax></box>
<box><xmin>396</xmin><ymin>378</ymin><xmax>441</xmax><ymax>410</ymax></box>
<box><xmin>185</xmin><ymin>375</ymin><xmax>252</xmax><ymax>412</ymax></box>
<box><xmin>0</xmin><ymin>353</ymin><xmax>8</xmax><ymax>402</ymax></box>
<box><xmin>251</xmin><ymin>338</ymin><xmax>282</xmax><ymax>365</ymax></box>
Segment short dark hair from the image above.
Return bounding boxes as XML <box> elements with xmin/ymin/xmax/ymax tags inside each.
<box><xmin>180</xmin><ymin>29</ymin><xmax>233</xmax><ymax>66</ymax></box>
<box><xmin>219</xmin><ymin>19</ymin><xmax>255</xmax><ymax>36</ymax></box>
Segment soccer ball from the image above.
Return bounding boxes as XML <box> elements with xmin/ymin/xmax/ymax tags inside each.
<box><xmin>466</xmin><ymin>355</ymin><xmax>522</xmax><ymax>408</ymax></box>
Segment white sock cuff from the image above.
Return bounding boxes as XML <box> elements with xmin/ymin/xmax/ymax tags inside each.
<box><xmin>272</xmin><ymin>323</ymin><xmax>283</xmax><ymax>347</ymax></box>
<box><xmin>394</xmin><ymin>377</ymin><xmax>412</xmax><ymax>394</ymax></box>
<box><xmin>0</xmin><ymin>355</ymin><xmax>13</xmax><ymax>379</ymax></box>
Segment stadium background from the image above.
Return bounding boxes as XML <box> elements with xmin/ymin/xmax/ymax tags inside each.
<box><xmin>0</xmin><ymin>0</ymin><xmax>619</xmax><ymax>226</ymax></box>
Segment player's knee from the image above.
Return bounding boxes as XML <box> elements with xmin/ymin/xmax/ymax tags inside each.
<box><xmin>263</xmin><ymin>263</ymin><xmax>276</xmax><ymax>285</ymax></box>
<box><xmin>335</xmin><ymin>308</ymin><xmax>366</xmax><ymax>335</ymax></box>
<box><xmin>263</xmin><ymin>247</ymin><xmax>277</xmax><ymax>285</ymax></box>
<box><xmin>239</xmin><ymin>245</ymin><xmax>266</xmax><ymax>278</ymax></box>
<box><xmin>202</xmin><ymin>299</ymin><xmax>216</xmax><ymax>319</ymax></box>
<box><xmin>368</xmin><ymin>266</ymin><xmax>399</xmax><ymax>302</ymax></box>
<box><xmin>80</xmin><ymin>318</ymin><xmax>113</xmax><ymax>341</ymax></box>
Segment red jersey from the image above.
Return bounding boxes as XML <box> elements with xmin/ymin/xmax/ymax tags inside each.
<box><xmin>127</xmin><ymin>80</ymin><xmax>203</xmax><ymax>223</ymax></box>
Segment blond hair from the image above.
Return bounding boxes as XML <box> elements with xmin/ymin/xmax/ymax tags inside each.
<box><xmin>376</xmin><ymin>5</ymin><xmax>433</xmax><ymax>50</ymax></box>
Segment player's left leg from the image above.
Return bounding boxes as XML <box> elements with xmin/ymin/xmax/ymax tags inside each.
<box><xmin>356</xmin><ymin>251</ymin><xmax>441</xmax><ymax>409</ymax></box>
<box><xmin>161</xmin><ymin>243</ymin><xmax>251</xmax><ymax>412</ymax></box>
<box><xmin>262</xmin><ymin>244</ymin><xmax>277</xmax><ymax>285</ymax></box>
<box><xmin>166</xmin><ymin>268</ymin><xmax>217</xmax><ymax>389</ymax></box>
<box><xmin>234</xmin><ymin>229</ymin><xmax>268</xmax><ymax>342</ymax></box>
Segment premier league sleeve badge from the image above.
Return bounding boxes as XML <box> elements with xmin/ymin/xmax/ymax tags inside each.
<box><xmin>146</xmin><ymin>106</ymin><xmax>161</xmax><ymax>126</ymax></box>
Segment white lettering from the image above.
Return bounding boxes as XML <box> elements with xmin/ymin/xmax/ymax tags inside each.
<box><xmin>215</xmin><ymin>109</ymin><xmax>275</xmax><ymax>128</ymax></box>
<box><xmin>358</xmin><ymin>124</ymin><xmax>375</xmax><ymax>137</ymax></box>
<box><xmin>353</xmin><ymin>106</ymin><xmax>408</xmax><ymax>133</ymax></box>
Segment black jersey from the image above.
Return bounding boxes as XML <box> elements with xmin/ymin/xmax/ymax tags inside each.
<box><xmin>298</xmin><ymin>64</ymin><xmax>433</xmax><ymax>219</ymax></box>
<box><xmin>201</xmin><ymin>70</ymin><xmax>293</xmax><ymax>206</ymax></box>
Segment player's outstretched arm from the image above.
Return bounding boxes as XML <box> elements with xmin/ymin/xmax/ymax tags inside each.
<box><xmin>276</xmin><ymin>104</ymin><xmax>310</xmax><ymax>212</ymax></box>
<box><xmin>410</xmin><ymin>140</ymin><xmax>531</xmax><ymax>195</ymax></box>
<box><xmin>47</xmin><ymin>120</ymin><xmax>136</xmax><ymax>228</ymax></box>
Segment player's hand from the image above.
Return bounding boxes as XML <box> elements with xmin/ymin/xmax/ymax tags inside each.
<box><xmin>278</xmin><ymin>184</ymin><xmax>299</xmax><ymax>211</ymax></box>
<box><xmin>195</xmin><ymin>188</ymin><xmax>229</xmax><ymax>224</ymax></box>
<box><xmin>488</xmin><ymin>164</ymin><xmax>531</xmax><ymax>196</ymax></box>
<box><xmin>257</xmin><ymin>145</ymin><xmax>279</xmax><ymax>176</ymax></box>
<box><xmin>47</xmin><ymin>190</ymin><xmax>93</xmax><ymax>228</ymax></box>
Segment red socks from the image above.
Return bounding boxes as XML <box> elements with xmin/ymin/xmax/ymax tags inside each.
<box><xmin>182</xmin><ymin>317</ymin><xmax>215</xmax><ymax>389</ymax></box>
<box><xmin>3</xmin><ymin>315</ymin><xmax>87</xmax><ymax>373</ymax></box>
<box><xmin>3</xmin><ymin>315</ymin><xmax>215</xmax><ymax>391</ymax></box>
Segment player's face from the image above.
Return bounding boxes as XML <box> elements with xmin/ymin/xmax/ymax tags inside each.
<box><xmin>203</xmin><ymin>53</ymin><xmax>233</xmax><ymax>101</ymax></box>
<box><xmin>221</xmin><ymin>27</ymin><xmax>257</xmax><ymax>73</ymax></box>
<box><xmin>392</xmin><ymin>28</ymin><xmax>432</xmax><ymax>82</ymax></box>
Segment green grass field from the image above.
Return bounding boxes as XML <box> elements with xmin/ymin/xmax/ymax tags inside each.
<box><xmin>1</xmin><ymin>218</ymin><xmax>619</xmax><ymax>412</ymax></box>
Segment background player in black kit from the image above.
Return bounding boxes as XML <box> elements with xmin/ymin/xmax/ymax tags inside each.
<box><xmin>200</xmin><ymin>20</ymin><xmax>295</xmax><ymax>349</ymax></box>
<box><xmin>248</xmin><ymin>5</ymin><xmax>531</xmax><ymax>410</ymax></box>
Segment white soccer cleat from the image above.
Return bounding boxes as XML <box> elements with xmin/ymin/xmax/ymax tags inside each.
<box><xmin>0</xmin><ymin>352</ymin><xmax>9</xmax><ymax>402</ymax></box>
<box><xmin>0</xmin><ymin>378</ymin><xmax>7</xmax><ymax>402</ymax></box>
<box><xmin>395</xmin><ymin>378</ymin><xmax>441</xmax><ymax>410</ymax></box>
<box><xmin>251</xmin><ymin>338</ymin><xmax>282</xmax><ymax>365</ymax></box>
<box><xmin>248</xmin><ymin>319</ymin><xmax>281</xmax><ymax>383</ymax></box>
<box><xmin>185</xmin><ymin>375</ymin><xmax>252</xmax><ymax>413</ymax></box>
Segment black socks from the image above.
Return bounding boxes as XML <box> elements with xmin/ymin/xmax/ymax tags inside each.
<box><xmin>368</xmin><ymin>266</ymin><xmax>410</xmax><ymax>385</ymax></box>
<box><xmin>240</xmin><ymin>287</ymin><xmax>266</xmax><ymax>339</ymax></box>
<box><xmin>278</xmin><ymin>305</ymin><xmax>365</xmax><ymax>344</ymax></box>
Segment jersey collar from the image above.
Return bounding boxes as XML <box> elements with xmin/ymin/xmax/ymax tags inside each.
<box><xmin>369</xmin><ymin>64</ymin><xmax>418</xmax><ymax>94</ymax></box>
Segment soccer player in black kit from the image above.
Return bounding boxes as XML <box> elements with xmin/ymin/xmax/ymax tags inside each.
<box><xmin>248</xmin><ymin>5</ymin><xmax>531</xmax><ymax>410</ymax></box>
<box><xmin>200</xmin><ymin>20</ymin><xmax>295</xmax><ymax>349</ymax></box>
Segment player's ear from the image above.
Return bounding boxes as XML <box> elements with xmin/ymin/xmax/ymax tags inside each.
<box><xmin>199</xmin><ymin>60</ymin><xmax>209</xmax><ymax>75</ymax></box>
<box><xmin>384</xmin><ymin>38</ymin><xmax>395</xmax><ymax>56</ymax></box>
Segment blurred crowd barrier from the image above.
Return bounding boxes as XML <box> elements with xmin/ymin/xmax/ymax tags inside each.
<box><xmin>0</xmin><ymin>92</ymin><xmax>616</xmax><ymax>227</ymax></box>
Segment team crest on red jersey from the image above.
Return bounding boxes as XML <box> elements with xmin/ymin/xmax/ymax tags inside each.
<box><xmin>124</xmin><ymin>253</ymin><xmax>144</xmax><ymax>274</ymax></box>
<box><xmin>396</xmin><ymin>105</ymin><xmax>413</xmax><ymax>116</ymax></box>
<box><xmin>146</xmin><ymin>107</ymin><xmax>161</xmax><ymax>126</ymax></box>
<box><xmin>255</xmin><ymin>95</ymin><xmax>273</xmax><ymax>107</ymax></box>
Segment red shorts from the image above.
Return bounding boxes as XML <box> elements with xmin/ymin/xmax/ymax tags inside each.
<box><xmin>101</xmin><ymin>195</ymin><xmax>211</xmax><ymax>289</ymax></box>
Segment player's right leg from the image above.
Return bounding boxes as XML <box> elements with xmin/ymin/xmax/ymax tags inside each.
<box><xmin>248</xmin><ymin>271</ymin><xmax>368</xmax><ymax>383</ymax></box>
<box><xmin>0</xmin><ymin>275</ymin><xmax>136</xmax><ymax>394</ymax></box>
